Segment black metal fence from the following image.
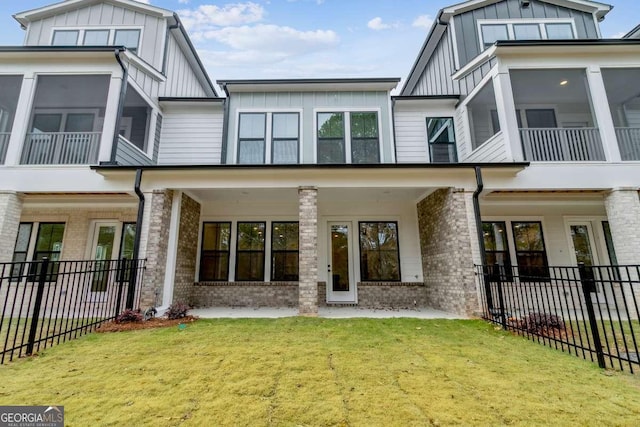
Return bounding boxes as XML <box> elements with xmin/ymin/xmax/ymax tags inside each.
<box><xmin>476</xmin><ymin>264</ymin><xmax>640</xmax><ymax>373</ymax></box>
<box><xmin>0</xmin><ymin>257</ymin><xmax>145</xmax><ymax>364</ymax></box>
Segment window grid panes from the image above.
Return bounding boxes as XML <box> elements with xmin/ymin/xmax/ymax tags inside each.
<box><xmin>52</xmin><ymin>30</ymin><xmax>79</xmax><ymax>46</ymax></box>
<box><xmin>512</xmin><ymin>221</ymin><xmax>550</xmax><ymax>280</ymax></box>
<box><xmin>513</xmin><ymin>24</ymin><xmax>542</xmax><ymax>40</ymax></box>
<box><xmin>271</xmin><ymin>222</ymin><xmax>299</xmax><ymax>281</ymax></box>
<box><xmin>545</xmin><ymin>23</ymin><xmax>574</xmax><ymax>39</ymax></box>
<box><xmin>482</xmin><ymin>222</ymin><xmax>512</xmax><ymax>280</ymax></box>
<box><xmin>199</xmin><ymin>222</ymin><xmax>231</xmax><ymax>282</ymax></box>
<box><xmin>351</xmin><ymin>112</ymin><xmax>380</xmax><ymax>164</ymax></box>
<box><xmin>238</xmin><ymin>113</ymin><xmax>266</xmax><ymax>164</ymax></box>
<box><xmin>83</xmin><ymin>30</ymin><xmax>110</xmax><ymax>45</ymax></box>
<box><xmin>10</xmin><ymin>223</ymin><xmax>33</xmax><ymax>281</ymax></box>
<box><xmin>358</xmin><ymin>222</ymin><xmax>401</xmax><ymax>282</ymax></box>
<box><xmin>272</xmin><ymin>113</ymin><xmax>299</xmax><ymax>164</ymax></box>
<box><xmin>117</xmin><ymin>222</ymin><xmax>137</xmax><ymax>283</ymax></box>
<box><xmin>481</xmin><ymin>24</ymin><xmax>508</xmax><ymax>48</ymax></box>
<box><xmin>114</xmin><ymin>29</ymin><xmax>141</xmax><ymax>53</ymax></box>
<box><xmin>426</xmin><ymin>117</ymin><xmax>457</xmax><ymax>163</ymax></box>
<box><xmin>29</xmin><ymin>222</ymin><xmax>65</xmax><ymax>281</ymax></box>
<box><xmin>317</xmin><ymin>112</ymin><xmax>345</xmax><ymax>164</ymax></box>
<box><xmin>235</xmin><ymin>222</ymin><xmax>266</xmax><ymax>281</ymax></box>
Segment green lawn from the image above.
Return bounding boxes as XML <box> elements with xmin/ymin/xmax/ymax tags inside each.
<box><xmin>1</xmin><ymin>318</ymin><xmax>640</xmax><ymax>426</ymax></box>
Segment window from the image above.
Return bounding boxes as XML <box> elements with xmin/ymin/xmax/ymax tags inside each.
<box><xmin>525</xmin><ymin>109</ymin><xmax>557</xmax><ymax>128</ymax></box>
<box><xmin>512</xmin><ymin>221</ymin><xmax>549</xmax><ymax>279</ymax></box>
<box><xmin>10</xmin><ymin>223</ymin><xmax>33</xmax><ymax>281</ymax></box>
<box><xmin>317</xmin><ymin>112</ymin><xmax>345</xmax><ymax>164</ymax></box>
<box><xmin>235</xmin><ymin>222</ymin><xmax>265</xmax><ymax>281</ymax></box>
<box><xmin>29</xmin><ymin>223</ymin><xmax>65</xmax><ymax>281</ymax></box>
<box><xmin>83</xmin><ymin>30</ymin><xmax>109</xmax><ymax>45</ymax></box>
<box><xmin>513</xmin><ymin>24</ymin><xmax>541</xmax><ymax>40</ymax></box>
<box><xmin>117</xmin><ymin>222</ymin><xmax>137</xmax><ymax>282</ymax></box>
<box><xmin>52</xmin><ymin>30</ymin><xmax>79</xmax><ymax>45</ymax></box>
<box><xmin>238</xmin><ymin>113</ymin><xmax>266</xmax><ymax>164</ymax></box>
<box><xmin>480</xmin><ymin>21</ymin><xmax>575</xmax><ymax>50</ymax></box>
<box><xmin>272</xmin><ymin>113</ymin><xmax>299</xmax><ymax>164</ymax></box>
<box><xmin>199</xmin><ymin>222</ymin><xmax>231</xmax><ymax>281</ymax></box>
<box><xmin>271</xmin><ymin>222</ymin><xmax>299</xmax><ymax>281</ymax></box>
<box><xmin>481</xmin><ymin>24</ymin><xmax>508</xmax><ymax>48</ymax></box>
<box><xmin>426</xmin><ymin>117</ymin><xmax>457</xmax><ymax>163</ymax></box>
<box><xmin>482</xmin><ymin>222</ymin><xmax>512</xmax><ymax>280</ymax></box>
<box><xmin>351</xmin><ymin>112</ymin><xmax>380</xmax><ymax>163</ymax></box>
<box><xmin>114</xmin><ymin>29</ymin><xmax>141</xmax><ymax>53</ymax></box>
<box><xmin>359</xmin><ymin>222</ymin><xmax>400</xmax><ymax>281</ymax></box>
<box><xmin>545</xmin><ymin>23</ymin><xmax>574</xmax><ymax>39</ymax></box>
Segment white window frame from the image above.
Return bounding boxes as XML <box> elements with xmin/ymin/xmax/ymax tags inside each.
<box><xmin>30</xmin><ymin>108</ymin><xmax>102</xmax><ymax>133</ymax></box>
<box><xmin>477</xmin><ymin>19</ymin><xmax>577</xmax><ymax>51</ymax></box>
<box><xmin>234</xmin><ymin>109</ymin><xmax>303</xmax><ymax>165</ymax></box>
<box><xmin>313</xmin><ymin>108</ymin><xmax>383</xmax><ymax>164</ymax></box>
<box><xmin>50</xmin><ymin>26</ymin><xmax>144</xmax><ymax>53</ymax></box>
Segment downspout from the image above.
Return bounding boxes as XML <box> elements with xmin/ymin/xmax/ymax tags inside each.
<box><xmin>126</xmin><ymin>168</ymin><xmax>145</xmax><ymax>309</ymax></box>
<box><xmin>473</xmin><ymin>165</ymin><xmax>494</xmax><ymax>310</ymax></box>
<box><xmin>110</xmin><ymin>48</ymin><xmax>128</xmax><ymax>164</ymax></box>
<box><xmin>391</xmin><ymin>97</ymin><xmax>399</xmax><ymax>163</ymax></box>
<box><xmin>162</xmin><ymin>15</ymin><xmax>181</xmax><ymax>75</ymax></box>
<box><xmin>220</xmin><ymin>97</ymin><xmax>230</xmax><ymax>164</ymax></box>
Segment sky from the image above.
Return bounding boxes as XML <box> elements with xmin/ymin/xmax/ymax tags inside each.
<box><xmin>0</xmin><ymin>0</ymin><xmax>637</xmax><ymax>87</ymax></box>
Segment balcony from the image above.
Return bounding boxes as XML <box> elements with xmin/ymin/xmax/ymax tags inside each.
<box><xmin>615</xmin><ymin>127</ymin><xmax>640</xmax><ymax>161</ymax></box>
<box><xmin>520</xmin><ymin>128</ymin><xmax>605</xmax><ymax>162</ymax></box>
<box><xmin>20</xmin><ymin>132</ymin><xmax>101</xmax><ymax>165</ymax></box>
<box><xmin>0</xmin><ymin>133</ymin><xmax>9</xmax><ymax>164</ymax></box>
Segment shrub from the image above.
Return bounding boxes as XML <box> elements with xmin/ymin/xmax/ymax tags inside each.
<box><xmin>522</xmin><ymin>312</ymin><xmax>565</xmax><ymax>335</ymax></box>
<box><xmin>116</xmin><ymin>309</ymin><xmax>143</xmax><ymax>324</ymax></box>
<box><xmin>166</xmin><ymin>302</ymin><xmax>189</xmax><ymax>320</ymax></box>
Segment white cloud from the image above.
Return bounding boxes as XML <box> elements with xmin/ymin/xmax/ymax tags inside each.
<box><xmin>196</xmin><ymin>24</ymin><xmax>339</xmax><ymax>55</ymax></box>
<box><xmin>367</xmin><ymin>17</ymin><xmax>391</xmax><ymax>31</ymax></box>
<box><xmin>134</xmin><ymin>0</ymin><xmax>151</xmax><ymax>4</ymax></box>
<box><xmin>179</xmin><ymin>3</ymin><xmax>265</xmax><ymax>30</ymax></box>
<box><xmin>178</xmin><ymin>0</ymin><xmax>189</xmax><ymax>4</ymax></box>
<box><xmin>412</xmin><ymin>14</ymin><xmax>434</xmax><ymax>30</ymax></box>
<box><xmin>610</xmin><ymin>31</ymin><xmax>627</xmax><ymax>38</ymax></box>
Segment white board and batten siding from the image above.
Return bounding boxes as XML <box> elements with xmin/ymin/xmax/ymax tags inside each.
<box><xmin>24</xmin><ymin>2</ymin><xmax>166</xmax><ymax>71</ymax></box>
<box><xmin>159</xmin><ymin>33</ymin><xmax>208</xmax><ymax>98</ymax></box>
<box><xmin>158</xmin><ymin>104</ymin><xmax>224</xmax><ymax>165</ymax></box>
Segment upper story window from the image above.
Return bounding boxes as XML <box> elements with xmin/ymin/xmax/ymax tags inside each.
<box><xmin>237</xmin><ymin>112</ymin><xmax>300</xmax><ymax>165</ymax></box>
<box><xmin>479</xmin><ymin>20</ymin><xmax>575</xmax><ymax>49</ymax></box>
<box><xmin>51</xmin><ymin>28</ymin><xmax>141</xmax><ymax>53</ymax></box>
<box><xmin>317</xmin><ymin>111</ymin><xmax>380</xmax><ymax>164</ymax></box>
<box><xmin>426</xmin><ymin>117</ymin><xmax>457</xmax><ymax>163</ymax></box>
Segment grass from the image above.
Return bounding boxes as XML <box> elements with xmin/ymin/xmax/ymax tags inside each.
<box><xmin>1</xmin><ymin>318</ymin><xmax>640</xmax><ymax>426</ymax></box>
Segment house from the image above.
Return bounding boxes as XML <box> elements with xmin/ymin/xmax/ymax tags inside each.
<box><xmin>0</xmin><ymin>0</ymin><xmax>638</xmax><ymax>318</ymax></box>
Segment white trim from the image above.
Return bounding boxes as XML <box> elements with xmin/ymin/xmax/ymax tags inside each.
<box><xmin>50</xmin><ymin>26</ymin><xmax>144</xmax><ymax>51</ymax></box>
<box><xmin>162</xmin><ymin>191</ymin><xmax>182</xmax><ymax>308</ymax></box>
<box><xmin>442</xmin><ymin>0</ymin><xmax>611</xmax><ymax>18</ymax></box>
<box><xmin>449</xmin><ymin>19</ymin><xmax>461</xmax><ymax>71</ymax></box>
<box><xmin>326</xmin><ymin>221</ymin><xmax>357</xmax><ymax>303</ymax></box>
<box><xmin>477</xmin><ymin>19</ymin><xmax>577</xmax><ymax>52</ymax></box>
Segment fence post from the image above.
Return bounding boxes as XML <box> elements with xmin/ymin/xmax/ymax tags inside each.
<box><xmin>495</xmin><ymin>263</ymin><xmax>507</xmax><ymax>330</ymax></box>
<box><xmin>579</xmin><ymin>262</ymin><xmax>606</xmax><ymax>369</ymax></box>
<box><xmin>115</xmin><ymin>257</ymin><xmax>125</xmax><ymax>316</ymax></box>
<box><xmin>125</xmin><ymin>258</ymin><xmax>137</xmax><ymax>310</ymax></box>
<box><xmin>26</xmin><ymin>257</ymin><xmax>49</xmax><ymax>356</ymax></box>
<box><xmin>483</xmin><ymin>265</ymin><xmax>495</xmax><ymax>311</ymax></box>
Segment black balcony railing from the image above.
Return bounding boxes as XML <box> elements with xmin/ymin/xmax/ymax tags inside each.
<box><xmin>0</xmin><ymin>257</ymin><xmax>145</xmax><ymax>364</ymax></box>
<box><xmin>476</xmin><ymin>264</ymin><xmax>640</xmax><ymax>373</ymax></box>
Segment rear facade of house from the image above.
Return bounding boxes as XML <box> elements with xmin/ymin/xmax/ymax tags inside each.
<box><xmin>0</xmin><ymin>0</ymin><xmax>639</xmax><ymax>317</ymax></box>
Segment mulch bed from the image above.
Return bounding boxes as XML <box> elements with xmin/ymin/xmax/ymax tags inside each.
<box><xmin>96</xmin><ymin>316</ymin><xmax>198</xmax><ymax>333</ymax></box>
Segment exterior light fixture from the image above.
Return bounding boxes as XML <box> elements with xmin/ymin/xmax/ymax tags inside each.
<box><xmin>560</xmin><ymin>80</ymin><xmax>569</xmax><ymax>86</ymax></box>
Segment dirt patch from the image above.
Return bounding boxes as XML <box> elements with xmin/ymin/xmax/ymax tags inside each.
<box><xmin>97</xmin><ymin>316</ymin><xmax>198</xmax><ymax>333</ymax></box>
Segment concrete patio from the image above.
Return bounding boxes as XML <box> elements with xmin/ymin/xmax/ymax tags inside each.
<box><xmin>189</xmin><ymin>307</ymin><xmax>467</xmax><ymax>319</ymax></box>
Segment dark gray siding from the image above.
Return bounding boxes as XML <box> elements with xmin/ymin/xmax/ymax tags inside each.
<box><xmin>459</xmin><ymin>57</ymin><xmax>498</xmax><ymax>97</ymax></box>
<box><xmin>411</xmin><ymin>28</ymin><xmax>460</xmax><ymax>96</ymax></box>
<box><xmin>153</xmin><ymin>114</ymin><xmax>162</xmax><ymax>162</ymax></box>
<box><xmin>116</xmin><ymin>138</ymin><xmax>154</xmax><ymax>165</ymax></box>
<box><xmin>453</xmin><ymin>0</ymin><xmax>599</xmax><ymax>67</ymax></box>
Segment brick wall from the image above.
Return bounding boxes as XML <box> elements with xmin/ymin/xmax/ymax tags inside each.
<box><xmin>357</xmin><ymin>282</ymin><xmax>427</xmax><ymax>308</ymax></box>
<box><xmin>298</xmin><ymin>187</ymin><xmax>318</xmax><ymax>315</ymax></box>
<box><xmin>139</xmin><ymin>190</ymin><xmax>173</xmax><ymax>309</ymax></box>
<box><xmin>604</xmin><ymin>189</ymin><xmax>640</xmax><ymax>265</ymax></box>
<box><xmin>0</xmin><ymin>192</ymin><xmax>22</xmax><ymax>262</ymax></box>
<box><xmin>191</xmin><ymin>282</ymin><xmax>299</xmax><ymax>307</ymax></box>
<box><xmin>417</xmin><ymin>188</ymin><xmax>479</xmax><ymax>316</ymax></box>
<box><xmin>172</xmin><ymin>193</ymin><xmax>200</xmax><ymax>304</ymax></box>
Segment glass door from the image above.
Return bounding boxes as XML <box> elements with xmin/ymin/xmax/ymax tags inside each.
<box><xmin>327</xmin><ymin>222</ymin><xmax>356</xmax><ymax>303</ymax></box>
<box><xmin>89</xmin><ymin>222</ymin><xmax>119</xmax><ymax>301</ymax></box>
<box><xmin>568</xmin><ymin>222</ymin><xmax>605</xmax><ymax>299</ymax></box>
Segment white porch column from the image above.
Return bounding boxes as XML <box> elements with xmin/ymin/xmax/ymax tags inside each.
<box><xmin>0</xmin><ymin>192</ymin><xmax>23</xmax><ymax>263</ymax></box>
<box><xmin>4</xmin><ymin>74</ymin><xmax>36</xmax><ymax>166</ymax></box>
<box><xmin>493</xmin><ymin>69</ymin><xmax>523</xmax><ymax>161</ymax></box>
<box><xmin>586</xmin><ymin>66</ymin><xmax>621</xmax><ymax>162</ymax></box>
<box><xmin>98</xmin><ymin>73</ymin><xmax>125</xmax><ymax>162</ymax></box>
<box><xmin>298</xmin><ymin>186</ymin><xmax>318</xmax><ymax>316</ymax></box>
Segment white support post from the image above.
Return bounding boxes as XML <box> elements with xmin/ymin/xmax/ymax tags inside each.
<box><xmin>161</xmin><ymin>190</ymin><xmax>182</xmax><ymax>309</ymax></box>
<box><xmin>99</xmin><ymin>74</ymin><xmax>125</xmax><ymax>162</ymax></box>
<box><xmin>4</xmin><ymin>74</ymin><xmax>36</xmax><ymax>166</ymax></box>
<box><xmin>493</xmin><ymin>70</ymin><xmax>523</xmax><ymax>161</ymax></box>
<box><xmin>586</xmin><ymin>66</ymin><xmax>621</xmax><ymax>162</ymax></box>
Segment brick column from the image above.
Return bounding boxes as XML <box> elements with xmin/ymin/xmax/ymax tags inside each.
<box><xmin>604</xmin><ymin>189</ymin><xmax>640</xmax><ymax>265</ymax></box>
<box><xmin>139</xmin><ymin>189</ymin><xmax>173</xmax><ymax>309</ymax></box>
<box><xmin>172</xmin><ymin>193</ymin><xmax>201</xmax><ymax>305</ymax></box>
<box><xmin>0</xmin><ymin>192</ymin><xmax>23</xmax><ymax>263</ymax></box>
<box><xmin>298</xmin><ymin>186</ymin><xmax>318</xmax><ymax>316</ymax></box>
<box><xmin>417</xmin><ymin>188</ymin><xmax>478</xmax><ymax>316</ymax></box>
